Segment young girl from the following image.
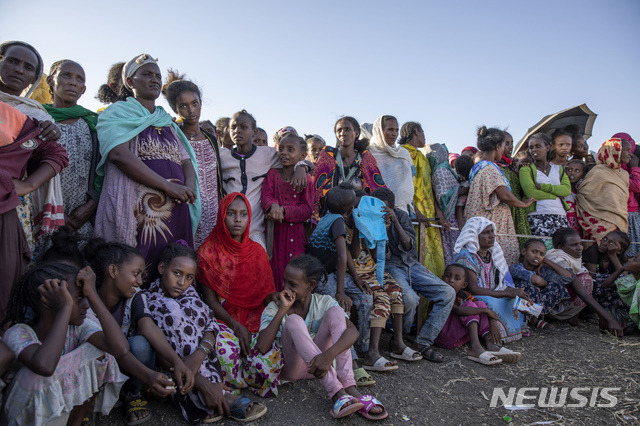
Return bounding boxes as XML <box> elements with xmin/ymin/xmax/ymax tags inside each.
<box><xmin>85</xmin><ymin>238</ymin><xmax>197</xmax><ymax>425</ymax></box>
<box><xmin>253</xmin><ymin>128</ymin><xmax>268</xmax><ymax>147</ymax></box>
<box><xmin>2</xmin><ymin>263</ymin><xmax>131</xmax><ymax>426</ymax></box>
<box><xmin>454</xmin><ymin>154</ymin><xmax>473</xmax><ymax>228</ymax></box>
<box><xmin>545</xmin><ymin>228</ymin><xmax>623</xmax><ymax>335</ymax></box>
<box><xmin>261</xmin><ymin>133</ymin><xmax>314</xmax><ymax>289</ymax></box>
<box><xmin>305</xmin><ymin>134</ymin><xmax>326</xmax><ymax>164</ymax></box>
<box><xmin>509</xmin><ymin>239</ymin><xmax>572</xmax><ymax>328</ymax></box>
<box><xmin>257</xmin><ymin>255</ymin><xmax>388</xmax><ymax>420</ymax></box>
<box><xmin>219</xmin><ymin>110</ymin><xmax>307</xmax><ymax>249</ymax></box>
<box><xmin>564</xmin><ymin>159</ymin><xmax>587</xmax><ymax>236</ymax></box>
<box><xmin>96</xmin><ymin>62</ymin><xmax>125</xmax><ymax>109</ymax></box>
<box><xmin>550</xmin><ymin>128</ymin><xmax>573</xmax><ymax>167</ymax></box>
<box><xmin>435</xmin><ymin>264</ymin><xmax>519</xmax><ymax>365</ymax></box>
<box><xmin>146</xmin><ymin>242</ymin><xmax>268</xmax><ymax>423</ymax></box>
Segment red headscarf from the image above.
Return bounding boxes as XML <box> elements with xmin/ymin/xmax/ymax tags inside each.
<box><xmin>197</xmin><ymin>192</ymin><xmax>275</xmax><ymax>333</ymax></box>
<box><xmin>461</xmin><ymin>146</ymin><xmax>478</xmax><ymax>155</ymax></box>
<box><xmin>597</xmin><ymin>138</ymin><xmax>624</xmax><ymax>170</ymax></box>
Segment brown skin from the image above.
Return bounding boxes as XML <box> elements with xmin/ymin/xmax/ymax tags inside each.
<box><xmin>503</xmin><ymin>133</ymin><xmax>514</xmax><ymax>159</ymax></box>
<box><xmin>382</xmin><ymin>118</ymin><xmax>399</xmax><ymax>147</ymax></box>
<box><xmin>584</xmin><ymin>232</ymin><xmax>626</xmax><ymax>287</ymax></box>
<box><xmin>565</xmin><ymin>161</ymin><xmax>586</xmax><ymax>192</ymax></box>
<box><xmin>47</xmin><ymin>61</ymin><xmax>98</xmax><ymax>230</ymax></box>
<box><xmin>175</xmin><ymin>90</ymin><xmax>205</xmax><ymax>142</ymax></box>
<box><xmin>551</xmin><ymin>135</ymin><xmax>572</xmax><ymax>166</ymax></box>
<box><xmin>253</xmin><ymin>129</ymin><xmax>268</xmax><ymax>147</ymax></box>
<box><xmin>266</xmin><ymin>136</ymin><xmax>306</xmax><ymax>223</ymax></box>
<box><xmin>481</xmin><ymin>143</ymin><xmax>535</xmax><ymax>209</ymax></box>
<box><xmin>307</xmin><ymin>138</ymin><xmax>325</xmax><ymax>163</ymax></box>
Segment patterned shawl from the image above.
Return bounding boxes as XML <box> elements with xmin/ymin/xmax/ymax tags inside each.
<box><xmin>469</xmin><ymin>160</ymin><xmax>511</xmax><ymax>190</ymax></box>
<box><xmin>197</xmin><ymin>192</ymin><xmax>275</xmax><ymax>333</ymax></box>
<box><xmin>425</xmin><ymin>143</ymin><xmax>459</xmax><ymax>219</ymax></box>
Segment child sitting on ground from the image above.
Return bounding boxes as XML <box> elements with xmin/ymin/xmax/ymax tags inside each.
<box><xmin>257</xmin><ymin>255</ymin><xmax>387</xmax><ymax>420</ymax></box>
<box><xmin>145</xmin><ymin>242</ymin><xmax>267</xmax><ymax>424</ymax></box>
<box><xmin>509</xmin><ymin>239</ymin><xmax>572</xmax><ymax>329</ymax></box>
<box><xmin>611</xmin><ymin>253</ymin><xmax>640</xmax><ymax>332</ymax></box>
<box><xmin>435</xmin><ymin>264</ymin><xmax>520</xmax><ymax>365</ymax></box>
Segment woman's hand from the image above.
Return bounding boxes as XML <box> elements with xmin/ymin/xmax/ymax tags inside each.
<box><xmin>335</xmin><ymin>291</ymin><xmax>353</xmax><ymax>312</ymax></box>
<box><xmin>169</xmin><ymin>359</ymin><xmax>195</xmax><ymax>394</ymax></box>
<box><xmin>200</xmin><ymin>381</ymin><xmax>230</xmax><ymax>416</ymax></box>
<box><xmin>165</xmin><ymin>181</ymin><xmax>197</xmax><ymax>204</ymax></box>
<box><xmin>267</xmin><ymin>204</ymin><xmax>285</xmax><ymax>223</ymax></box>
<box><xmin>231</xmin><ymin>320</ymin><xmax>252</xmax><ymax>357</ymax></box>
<box><xmin>522</xmin><ymin>197</ymin><xmax>536</xmax><ymax>208</ymax></box>
<box><xmin>145</xmin><ymin>370</ymin><xmax>177</xmax><ymax>397</ymax></box>
<box><xmin>38</xmin><ymin>279</ymin><xmax>73</xmax><ymax>311</ymax></box>
<box><xmin>599</xmin><ymin>315</ymin><xmax>624</xmax><ymax>338</ymax></box>
<box><xmin>505</xmin><ymin>287</ymin><xmax>532</xmax><ymax>302</ymax></box>
<box><xmin>39</xmin><ymin>120</ymin><xmax>61</xmax><ymax>141</ymax></box>
<box><xmin>308</xmin><ymin>352</ymin><xmax>333</xmax><ymax>378</ymax></box>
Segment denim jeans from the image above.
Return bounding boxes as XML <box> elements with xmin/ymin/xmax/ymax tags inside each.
<box><xmin>316</xmin><ymin>272</ymin><xmax>374</xmax><ymax>354</ymax></box>
<box><xmin>386</xmin><ymin>263</ymin><xmax>455</xmax><ymax>347</ymax></box>
<box><xmin>123</xmin><ymin>334</ymin><xmax>156</xmax><ymax>397</ymax></box>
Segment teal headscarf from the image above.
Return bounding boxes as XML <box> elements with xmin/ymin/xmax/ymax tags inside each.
<box><xmin>425</xmin><ymin>143</ymin><xmax>459</xmax><ymax>219</ymax></box>
<box><xmin>95</xmin><ymin>97</ymin><xmax>201</xmax><ymax>236</ymax></box>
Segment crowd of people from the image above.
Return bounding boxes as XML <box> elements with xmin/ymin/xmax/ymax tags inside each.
<box><xmin>0</xmin><ymin>40</ymin><xmax>639</xmax><ymax>425</ymax></box>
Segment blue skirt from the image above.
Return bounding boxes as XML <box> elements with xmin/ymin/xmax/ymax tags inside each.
<box><xmin>475</xmin><ymin>296</ymin><xmax>528</xmax><ymax>343</ymax></box>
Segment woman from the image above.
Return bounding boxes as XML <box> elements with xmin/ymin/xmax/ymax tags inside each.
<box><xmin>399</xmin><ymin>122</ymin><xmax>446</xmax><ymax>276</ymax></box>
<box><xmin>425</xmin><ymin>143</ymin><xmax>460</xmax><ymax>266</ymax></box>
<box><xmin>465</xmin><ymin>126</ymin><xmax>534</xmax><ymax>265</ymax></box>
<box><xmin>94</xmin><ymin>54</ymin><xmax>201</xmax><ymax>279</ymax></box>
<box><xmin>162</xmin><ymin>70</ymin><xmax>223</xmax><ymax>249</ymax></box>
<box><xmin>368</xmin><ymin>115</ymin><xmax>415</xmax><ymax>214</ymax></box>
<box><xmin>576</xmin><ymin>138</ymin><xmax>631</xmax><ymax>243</ymax></box>
<box><xmin>453</xmin><ymin>217</ymin><xmax>529</xmax><ymax>343</ymax></box>
<box><xmin>197</xmin><ymin>193</ymin><xmax>281</xmax><ymax>397</ymax></box>
<box><xmin>612</xmin><ymin>132</ymin><xmax>640</xmax><ymax>257</ymax></box>
<box><xmin>496</xmin><ymin>131</ymin><xmax>531</xmax><ymax>248</ymax></box>
<box><xmin>0</xmin><ymin>41</ymin><xmax>65</xmax><ymax>257</ymax></box>
<box><xmin>519</xmin><ymin>133</ymin><xmax>571</xmax><ymax>237</ymax></box>
<box><xmin>43</xmin><ymin>60</ymin><xmax>100</xmax><ymax>242</ymax></box>
<box><xmin>313</xmin><ymin>116</ymin><xmax>386</xmax><ymax>216</ymax></box>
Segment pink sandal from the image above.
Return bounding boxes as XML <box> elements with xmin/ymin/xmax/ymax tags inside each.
<box><xmin>357</xmin><ymin>395</ymin><xmax>388</xmax><ymax>420</ymax></box>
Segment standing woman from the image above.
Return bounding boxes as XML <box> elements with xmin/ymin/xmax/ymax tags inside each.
<box><xmin>43</xmin><ymin>60</ymin><xmax>100</xmax><ymax>242</ymax></box>
<box><xmin>162</xmin><ymin>71</ymin><xmax>223</xmax><ymax>249</ymax></box>
<box><xmin>519</xmin><ymin>133</ymin><xmax>571</xmax><ymax>237</ymax></box>
<box><xmin>613</xmin><ymin>133</ymin><xmax>640</xmax><ymax>257</ymax></box>
<box><xmin>399</xmin><ymin>122</ymin><xmax>446</xmax><ymax>276</ymax></box>
<box><xmin>368</xmin><ymin>115</ymin><xmax>415</xmax><ymax>214</ymax></box>
<box><xmin>94</xmin><ymin>54</ymin><xmax>201</xmax><ymax>278</ymax></box>
<box><xmin>465</xmin><ymin>127</ymin><xmax>534</xmax><ymax>265</ymax></box>
<box><xmin>425</xmin><ymin>143</ymin><xmax>460</xmax><ymax>266</ymax></box>
<box><xmin>577</xmin><ymin>138</ymin><xmax>631</xmax><ymax>243</ymax></box>
<box><xmin>496</xmin><ymin>131</ymin><xmax>531</xmax><ymax>248</ymax></box>
<box><xmin>313</xmin><ymin>116</ymin><xmax>386</xmax><ymax>216</ymax></box>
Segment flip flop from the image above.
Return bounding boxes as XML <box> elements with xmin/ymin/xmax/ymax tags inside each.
<box><xmin>389</xmin><ymin>346</ymin><xmax>423</xmax><ymax>362</ymax></box>
<box><xmin>488</xmin><ymin>347</ymin><xmax>522</xmax><ymax>363</ymax></box>
<box><xmin>202</xmin><ymin>413</ymin><xmax>224</xmax><ymax>424</ymax></box>
<box><xmin>357</xmin><ymin>395</ymin><xmax>388</xmax><ymax>420</ymax></box>
<box><xmin>330</xmin><ymin>394</ymin><xmax>364</xmax><ymax>419</ymax></box>
<box><xmin>362</xmin><ymin>356</ymin><xmax>399</xmax><ymax>372</ymax></box>
<box><xmin>466</xmin><ymin>351</ymin><xmax>503</xmax><ymax>366</ymax></box>
<box><xmin>418</xmin><ymin>345</ymin><xmax>445</xmax><ymax>363</ymax></box>
<box><xmin>229</xmin><ymin>395</ymin><xmax>268</xmax><ymax>422</ymax></box>
<box><xmin>353</xmin><ymin>367</ymin><xmax>376</xmax><ymax>386</ymax></box>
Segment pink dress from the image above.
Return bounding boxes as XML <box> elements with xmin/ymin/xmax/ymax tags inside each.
<box><xmin>260</xmin><ymin>169</ymin><xmax>314</xmax><ymax>290</ymax></box>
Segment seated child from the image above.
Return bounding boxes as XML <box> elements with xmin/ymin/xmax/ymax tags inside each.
<box><xmin>564</xmin><ymin>159</ymin><xmax>587</xmax><ymax>237</ymax></box>
<box><xmin>509</xmin><ymin>239</ymin><xmax>572</xmax><ymax>328</ymax></box>
<box><xmin>613</xmin><ymin>253</ymin><xmax>640</xmax><ymax>332</ymax></box>
<box><xmin>435</xmin><ymin>264</ymin><xmax>521</xmax><ymax>365</ymax></box>
<box><xmin>257</xmin><ymin>255</ymin><xmax>387</xmax><ymax>420</ymax></box>
<box><xmin>2</xmin><ymin>263</ymin><xmax>128</xmax><ymax>426</ymax></box>
<box><xmin>545</xmin><ymin>228</ymin><xmax>624</xmax><ymax>335</ymax></box>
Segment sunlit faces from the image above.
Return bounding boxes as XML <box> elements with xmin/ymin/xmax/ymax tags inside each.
<box><xmin>158</xmin><ymin>256</ymin><xmax>197</xmax><ymax>298</ymax></box>
<box><xmin>112</xmin><ymin>255</ymin><xmax>146</xmax><ymax>300</ymax></box>
<box><xmin>503</xmin><ymin>133</ymin><xmax>514</xmax><ymax>158</ymax></box>
<box><xmin>253</xmin><ymin>128</ymin><xmax>268</xmax><ymax>146</ymax></box>
<box><xmin>224</xmin><ymin>196</ymin><xmax>249</xmax><ymax>241</ymax></box>
<box><xmin>307</xmin><ymin>138</ymin><xmax>324</xmax><ymax>162</ymax></box>
<box><xmin>522</xmin><ymin>241</ymin><xmax>546</xmax><ymax>268</ymax></box>
<box><xmin>0</xmin><ymin>44</ymin><xmax>39</xmax><ymax>95</ymax></box>
<box><xmin>127</xmin><ymin>62</ymin><xmax>162</xmax><ymax>100</ymax></box>
<box><xmin>335</xmin><ymin>119</ymin><xmax>357</xmax><ymax>148</ymax></box>
<box><xmin>565</xmin><ymin>161</ymin><xmax>586</xmax><ymax>184</ymax></box>
<box><xmin>229</xmin><ymin>115</ymin><xmax>256</xmax><ymax>149</ymax></box>
<box><xmin>278</xmin><ymin>136</ymin><xmax>304</xmax><ymax>167</ymax></box>
<box><xmin>478</xmin><ymin>225</ymin><xmax>496</xmax><ymax>250</ymax></box>
<box><xmin>442</xmin><ymin>265</ymin><xmax>467</xmax><ymax>292</ymax></box>
<box><xmin>552</xmin><ymin>135</ymin><xmax>572</xmax><ymax>160</ymax></box>
<box><xmin>48</xmin><ymin>61</ymin><xmax>86</xmax><ymax>106</ymax></box>
<box><xmin>620</xmin><ymin>140</ymin><xmax>632</xmax><ymax>165</ymax></box>
<box><xmin>528</xmin><ymin>137</ymin><xmax>549</xmax><ymax>162</ymax></box>
<box><xmin>175</xmin><ymin>91</ymin><xmax>201</xmax><ymax>124</ymax></box>
<box><xmin>571</xmin><ymin>136</ymin><xmax>589</xmax><ymax>158</ymax></box>
<box><xmin>382</xmin><ymin>118</ymin><xmax>399</xmax><ymax>147</ymax></box>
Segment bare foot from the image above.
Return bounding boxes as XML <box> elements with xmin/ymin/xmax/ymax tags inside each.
<box><xmin>343</xmin><ymin>386</ymin><xmax>383</xmax><ymax>415</ymax></box>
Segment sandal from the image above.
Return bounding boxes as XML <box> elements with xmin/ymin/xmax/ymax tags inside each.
<box><xmin>357</xmin><ymin>395</ymin><xmax>388</xmax><ymax>420</ymax></box>
<box><xmin>81</xmin><ymin>413</ymin><xmax>94</xmax><ymax>426</ymax></box>
<box><xmin>125</xmin><ymin>397</ymin><xmax>151</xmax><ymax>426</ymax></box>
<box><xmin>466</xmin><ymin>351</ymin><xmax>503</xmax><ymax>366</ymax></box>
<box><xmin>488</xmin><ymin>347</ymin><xmax>521</xmax><ymax>363</ymax></box>
<box><xmin>418</xmin><ymin>345</ymin><xmax>445</xmax><ymax>363</ymax></box>
<box><xmin>362</xmin><ymin>356</ymin><xmax>399</xmax><ymax>372</ymax></box>
<box><xmin>229</xmin><ymin>395</ymin><xmax>267</xmax><ymax>422</ymax></box>
<box><xmin>389</xmin><ymin>346</ymin><xmax>423</xmax><ymax>362</ymax></box>
<box><xmin>353</xmin><ymin>367</ymin><xmax>376</xmax><ymax>386</ymax></box>
<box><xmin>330</xmin><ymin>394</ymin><xmax>363</xmax><ymax>419</ymax></box>
<box><xmin>202</xmin><ymin>413</ymin><xmax>224</xmax><ymax>423</ymax></box>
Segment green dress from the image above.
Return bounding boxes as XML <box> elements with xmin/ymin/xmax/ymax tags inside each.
<box><xmin>499</xmin><ymin>164</ymin><xmax>531</xmax><ymax>249</ymax></box>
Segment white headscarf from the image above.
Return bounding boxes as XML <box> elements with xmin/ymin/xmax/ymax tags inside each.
<box><xmin>122</xmin><ymin>54</ymin><xmax>158</xmax><ymax>90</ymax></box>
<box><xmin>368</xmin><ymin>115</ymin><xmax>415</xmax><ymax>213</ymax></box>
<box><xmin>454</xmin><ymin>216</ymin><xmax>510</xmax><ymax>290</ymax></box>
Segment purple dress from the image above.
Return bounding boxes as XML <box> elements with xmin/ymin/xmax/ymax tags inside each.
<box><xmin>135</xmin><ymin>126</ymin><xmax>193</xmax><ymax>271</ymax></box>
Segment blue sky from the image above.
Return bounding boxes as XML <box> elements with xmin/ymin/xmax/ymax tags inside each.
<box><xmin>2</xmin><ymin>0</ymin><xmax>639</xmax><ymax>153</ymax></box>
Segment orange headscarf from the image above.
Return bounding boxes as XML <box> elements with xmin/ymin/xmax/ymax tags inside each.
<box><xmin>197</xmin><ymin>192</ymin><xmax>275</xmax><ymax>332</ymax></box>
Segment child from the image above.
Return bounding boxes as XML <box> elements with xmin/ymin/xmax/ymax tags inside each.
<box><xmin>550</xmin><ymin>128</ymin><xmax>573</xmax><ymax>167</ymax></box>
<box><xmin>257</xmin><ymin>255</ymin><xmax>388</xmax><ymax>420</ymax></box>
<box><xmin>564</xmin><ymin>159</ymin><xmax>587</xmax><ymax>236</ymax></box>
<box><xmin>261</xmin><ymin>133</ymin><xmax>314</xmax><ymax>289</ymax></box>
<box><xmin>435</xmin><ymin>264</ymin><xmax>519</xmax><ymax>365</ymax></box>
<box><xmin>454</xmin><ymin>154</ymin><xmax>473</xmax><ymax>228</ymax></box>
<box><xmin>545</xmin><ymin>228</ymin><xmax>623</xmax><ymax>335</ymax></box>
<box><xmin>145</xmin><ymin>242</ymin><xmax>267</xmax><ymax>423</ymax></box>
<box><xmin>253</xmin><ymin>127</ymin><xmax>268</xmax><ymax>146</ymax></box>
<box><xmin>509</xmin><ymin>239</ymin><xmax>572</xmax><ymax>328</ymax></box>
<box><xmin>306</xmin><ymin>183</ymin><xmax>375</xmax><ymax>385</ymax></box>
<box><xmin>219</xmin><ymin>111</ymin><xmax>307</xmax><ymax>249</ymax></box>
<box><xmin>305</xmin><ymin>134</ymin><xmax>326</xmax><ymax>164</ymax></box>
<box><xmin>85</xmin><ymin>238</ymin><xmax>197</xmax><ymax>425</ymax></box>
<box><xmin>584</xmin><ymin>230</ymin><xmax>630</xmax><ymax>277</ymax></box>
<box><xmin>2</xmin><ymin>263</ymin><xmax>130</xmax><ymax>426</ymax></box>
<box><xmin>612</xmin><ymin>253</ymin><xmax>640</xmax><ymax>331</ymax></box>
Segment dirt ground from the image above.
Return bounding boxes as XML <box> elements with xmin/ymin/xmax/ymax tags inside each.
<box><xmin>97</xmin><ymin>323</ymin><xmax>640</xmax><ymax>425</ymax></box>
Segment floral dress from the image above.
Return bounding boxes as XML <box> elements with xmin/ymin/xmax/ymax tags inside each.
<box><xmin>188</xmin><ymin>138</ymin><xmax>220</xmax><ymax>249</ymax></box>
<box><xmin>509</xmin><ymin>263</ymin><xmax>571</xmax><ymax>314</ymax></box>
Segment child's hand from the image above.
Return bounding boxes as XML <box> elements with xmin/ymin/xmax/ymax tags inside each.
<box><xmin>263</xmin><ymin>291</ymin><xmax>279</xmax><ymax>307</ymax></box>
<box><xmin>291</xmin><ymin>166</ymin><xmax>308</xmax><ymax>193</ymax></box>
<box><xmin>278</xmin><ymin>289</ymin><xmax>296</xmax><ymax>311</ymax></box>
<box><xmin>505</xmin><ymin>287</ymin><xmax>532</xmax><ymax>302</ymax></box>
<box><xmin>76</xmin><ymin>266</ymin><xmax>97</xmax><ymax>298</ymax></box>
<box><xmin>382</xmin><ymin>206</ymin><xmax>397</xmax><ymax>226</ymax></box>
<box><xmin>145</xmin><ymin>370</ymin><xmax>177</xmax><ymax>397</ymax></box>
<box><xmin>531</xmin><ymin>275</ymin><xmax>548</xmax><ymax>288</ymax></box>
<box><xmin>335</xmin><ymin>291</ymin><xmax>353</xmax><ymax>312</ymax></box>
<box><xmin>307</xmin><ymin>352</ymin><xmax>332</xmax><ymax>378</ymax></box>
<box><xmin>488</xmin><ymin>319</ymin><xmax>501</xmax><ymax>345</ymax></box>
<box><xmin>38</xmin><ymin>279</ymin><xmax>73</xmax><ymax>311</ymax></box>
<box><xmin>267</xmin><ymin>204</ymin><xmax>285</xmax><ymax>223</ymax></box>
<box><xmin>354</xmin><ymin>278</ymin><xmax>372</xmax><ymax>295</ymax></box>
<box><xmin>607</xmin><ymin>240</ymin><xmax>622</xmax><ymax>256</ymax></box>
<box><xmin>169</xmin><ymin>359</ymin><xmax>195</xmax><ymax>394</ymax></box>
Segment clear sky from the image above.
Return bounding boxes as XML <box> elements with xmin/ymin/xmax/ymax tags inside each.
<box><xmin>2</xmin><ymin>0</ymin><xmax>639</xmax><ymax>153</ymax></box>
